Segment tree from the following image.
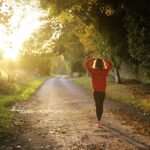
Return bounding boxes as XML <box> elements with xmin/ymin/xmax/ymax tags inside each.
<box><xmin>20</xmin><ymin>21</ymin><xmax>55</xmax><ymax>75</ymax></box>
<box><xmin>38</xmin><ymin>0</ymin><xmax>127</xmax><ymax>83</ymax></box>
<box><xmin>38</xmin><ymin>0</ymin><xmax>150</xmax><ymax>82</ymax></box>
<box><xmin>124</xmin><ymin>0</ymin><xmax>150</xmax><ymax>78</ymax></box>
<box><xmin>53</xmin><ymin>24</ymin><xmax>85</xmax><ymax>74</ymax></box>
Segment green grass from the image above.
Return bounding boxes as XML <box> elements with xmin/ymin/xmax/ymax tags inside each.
<box><xmin>74</xmin><ymin>76</ymin><xmax>92</xmax><ymax>89</ymax></box>
<box><xmin>0</xmin><ymin>76</ymin><xmax>49</xmax><ymax>137</ymax></box>
<box><xmin>73</xmin><ymin>76</ymin><xmax>150</xmax><ymax>114</ymax></box>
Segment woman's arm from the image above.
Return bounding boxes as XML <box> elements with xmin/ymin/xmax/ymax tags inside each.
<box><xmin>84</xmin><ymin>58</ymin><xmax>95</xmax><ymax>73</ymax></box>
<box><xmin>103</xmin><ymin>59</ymin><xmax>112</xmax><ymax>72</ymax></box>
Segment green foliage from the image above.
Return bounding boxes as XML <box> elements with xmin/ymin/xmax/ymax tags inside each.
<box><xmin>42</xmin><ymin>1</ymin><xmax>125</xmax><ymax>63</ymax></box>
<box><xmin>40</xmin><ymin>0</ymin><xmax>80</xmax><ymax>14</ymax></box>
<box><xmin>124</xmin><ymin>0</ymin><xmax>150</xmax><ymax>76</ymax></box>
<box><xmin>20</xmin><ymin>22</ymin><xmax>55</xmax><ymax>75</ymax></box>
<box><xmin>73</xmin><ymin>76</ymin><xmax>91</xmax><ymax>89</ymax></box>
<box><xmin>19</xmin><ymin>54</ymin><xmax>52</xmax><ymax>75</ymax></box>
<box><xmin>37</xmin><ymin>0</ymin><xmax>150</xmax><ymax>80</ymax></box>
<box><xmin>50</xmin><ymin>55</ymin><xmax>68</xmax><ymax>74</ymax></box>
<box><xmin>22</xmin><ymin>21</ymin><xmax>54</xmax><ymax>55</ymax></box>
<box><xmin>75</xmin><ymin>23</ymin><xmax>104</xmax><ymax>55</ymax></box>
<box><xmin>0</xmin><ymin>76</ymin><xmax>48</xmax><ymax>136</ymax></box>
<box><xmin>39</xmin><ymin>11</ymin><xmax>85</xmax><ymax>73</ymax></box>
<box><xmin>54</xmin><ymin>25</ymin><xmax>85</xmax><ymax>73</ymax></box>
<box><xmin>0</xmin><ymin>80</ymin><xmax>21</xmax><ymax>95</ymax></box>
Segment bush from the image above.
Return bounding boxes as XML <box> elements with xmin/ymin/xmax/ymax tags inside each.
<box><xmin>0</xmin><ymin>80</ymin><xmax>21</xmax><ymax>95</ymax></box>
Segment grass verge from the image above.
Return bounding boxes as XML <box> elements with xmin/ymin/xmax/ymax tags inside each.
<box><xmin>0</xmin><ymin>76</ymin><xmax>49</xmax><ymax>137</ymax></box>
<box><xmin>73</xmin><ymin>76</ymin><xmax>150</xmax><ymax>114</ymax></box>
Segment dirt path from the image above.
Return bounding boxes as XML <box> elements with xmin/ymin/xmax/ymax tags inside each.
<box><xmin>1</xmin><ymin>77</ymin><xmax>150</xmax><ymax>150</ymax></box>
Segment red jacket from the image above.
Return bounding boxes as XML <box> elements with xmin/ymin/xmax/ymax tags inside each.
<box><xmin>85</xmin><ymin>58</ymin><xmax>112</xmax><ymax>92</ymax></box>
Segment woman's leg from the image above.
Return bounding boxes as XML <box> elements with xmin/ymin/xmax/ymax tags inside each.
<box><xmin>93</xmin><ymin>91</ymin><xmax>105</xmax><ymax>121</ymax></box>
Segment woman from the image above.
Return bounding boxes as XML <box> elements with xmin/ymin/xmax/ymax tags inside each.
<box><xmin>84</xmin><ymin>57</ymin><xmax>112</xmax><ymax>127</ymax></box>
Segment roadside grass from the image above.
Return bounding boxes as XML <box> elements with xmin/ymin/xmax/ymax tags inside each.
<box><xmin>0</xmin><ymin>76</ymin><xmax>49</xmax><ymax>137</ymax></box>
<box><xmin>73</xmin><ymin>76</ymin><xmax>150</xmax><ymax>114</ymax></box>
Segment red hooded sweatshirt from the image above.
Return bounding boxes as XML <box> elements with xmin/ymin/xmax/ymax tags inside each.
<box><xmin>85</xmin><ymin>58</ymin><xmax>112</xmax><ymax>92</ymax></box>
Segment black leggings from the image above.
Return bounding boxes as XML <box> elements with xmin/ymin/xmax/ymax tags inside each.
<box><xmin>93</xmin><ymin>91</ymin><xmax>105</xmax><ymax>121</ymax></box>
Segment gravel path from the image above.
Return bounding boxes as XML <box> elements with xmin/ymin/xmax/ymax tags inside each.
<box><xmin>1</xmin><ymin>77</ymin><xmax>150</xmax><ymax>150</ymax></box>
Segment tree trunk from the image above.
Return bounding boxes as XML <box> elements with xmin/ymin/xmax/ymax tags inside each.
<box><xmin>113</xmin><ymin>67</ymin><xmax>121</xmax><ymax>84</ymax></box>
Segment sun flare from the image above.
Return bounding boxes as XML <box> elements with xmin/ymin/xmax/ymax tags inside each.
<box><xmin>0</xmin><ymin>1</ymin><xmax>45</xmax><ymax>60</ymax></box>
<box><xmin>3</xmin><ymin>49</ymin><xmax>18</xmax><ymax>60</ymax></box>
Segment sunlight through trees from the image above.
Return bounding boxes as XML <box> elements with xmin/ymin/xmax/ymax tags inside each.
<box><xmin>0</xmin><ymin>0</ymin><xmax>150</xmax><ymax>82</ymax></box>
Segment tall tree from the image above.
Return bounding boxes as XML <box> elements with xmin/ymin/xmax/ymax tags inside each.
<box><xmin>124</xmin><ymin>0</ymin><xmax>150</xmax><ymax>78</ymax></box>
<box><xmin>38</xmin><ymin>0</ymin><xmax>150</xmax><ymax>81</ymax></box>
